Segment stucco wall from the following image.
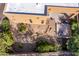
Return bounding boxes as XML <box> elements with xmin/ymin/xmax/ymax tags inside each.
<box><xmin>3</xmin><ymin>13</ymin><xmax>48</xmax><ymax>25</ymax></box>
<box><xmin>47</xmin><ymin>6</ymin><xmax>79</xmax><ymax>15</ymax></box>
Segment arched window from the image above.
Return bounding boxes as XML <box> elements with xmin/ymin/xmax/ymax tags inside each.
<box><xmin>41</xmin><ymin>20</ymin><xmax>44</xmax><ymax>24</ymax></box>
<box><xmin>50</xmin><ymin>17</ymin><xmax>53</xmax><ymax>20</ymax></box>
<box><xmin>48</xmin><ymin>27</ymin><xmax>52</xmax><ymax>32</ymax></box>
<box><xmin>37</xmin><ymin>17</ymin><xmax>39</xmax><ymax>19</ymax></box>
<box><xmin>48</xmin><ymin>8</ymin><xmax>51</xmax><ymax>11</ymax></box>
<box><xmin>29</xmin><ymin>19</ymin><xmax>32</xmax><ymax>23</ymax></box>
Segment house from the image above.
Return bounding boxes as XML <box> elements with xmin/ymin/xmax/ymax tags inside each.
<box><xmin>3</xmin><ymin>3</ymin><xmax>79</xmax><ymax>38</ymax></box>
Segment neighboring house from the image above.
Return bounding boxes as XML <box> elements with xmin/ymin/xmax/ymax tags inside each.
<box><xmin>3</xmin><ymin>3</ymin><xmax>79</xmax><ymax>38</ymax></box>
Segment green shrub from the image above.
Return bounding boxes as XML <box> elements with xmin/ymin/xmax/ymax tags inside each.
<box><xmin>67</xmin><ymin>19</ymin><xmax>79</xmax><ymax>55</ymax></box>
<box><xmin>18</xmin><ymin>43</ymin><xmax>23</xmax><ymax>48</ymax></box>
<box><xmin>71</xmin><ymin>23</ymin><xmax>77</xmax><ymax>32</ymax></box>
<box><xmin>2</xmin><ymin>32</ymin><xmax>14</xmax><ymax>46</ymax></box>
<box><xmin>0</xmin><ymin>17</ymin><xmax>14</xmax><ymax>55</ymax></box>
<box><xmin>1</xmin><ymin>17</ymin><xmax>10</xmax><ymax>32</ymax></box>
<box><xmin>70</xmin><ymin>19</ymin><xmax>78</xmax><ymax>33</ymax></box>
<box><xmin>67</xmin><ymin>36</ymin><xmax>79</xmax><ymax>52</ymax></box>
<box><xmin>0</xmin><ymin>32</ymin><xmax>14</xmax><ymax>55</ymax></box>
<box><xmin>35</xmin><ymin>39</ymin><xmax>58</xmax><ymax>52</ymax></box>
<box><xmin>66</xmin><ymin>34</ymin><xmax>79</xmax><ymax>56</ymax></box>
<box><xmin>17</xmin><ymin>23</ymin><xmax>26</xmax><ymax>33</ymax></box>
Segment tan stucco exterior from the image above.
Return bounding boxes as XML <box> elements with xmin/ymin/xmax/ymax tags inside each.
<box><xmin>47</xmin><ymin>6</ymin><xmax>79</xmax><ymax>14</ymax></box>
<box><xmin>3</xmin><ymin>13</ymin><xmax>48</xmax><ymax>25</ymax></box>
<box><xmin>47</xmin><ymin>6</ymin><xmax>79</xmax><ymax>17</ymax></box>
<box><xmin>3</xmin><ymin>5</ymin><xmax>79</xmax><ymax>25</ymax></box>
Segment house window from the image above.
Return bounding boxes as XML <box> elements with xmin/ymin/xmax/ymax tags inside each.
<box><xmin>50</xmin><ymin>17</ymin><xmax>53</xmax><ymax>20</ymax></box>
<box><xmin>37</xmin><ymin>17</ymin><xmax>39</xmax><ymax>19</ymax></box>
<box><xmin>48</xmin><ymin>8</ymin><xmax>51</xmax><ymax>11</ymax></box>
<box><xmin>41</xmin><ymin>20</ymin><xmax>44</xmax><ymax>24</ymax></box>
<box><xmin>29</xmin><ymin>19</ymin><xmax>32</xmax><ymax>23</ymax></box>
<box><xmin>49</xmin><ymin>27</ymin><xmax>52</xmax><ymax>31</ymax></box>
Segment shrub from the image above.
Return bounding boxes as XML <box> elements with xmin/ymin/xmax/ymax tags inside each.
<box><xmin>18</xmin><ymin>43</ymin><xmax>23</xmax><ymax>48</ymax></box>
<box><xmin>71</xmin><ymin>23</ymin><xmax>77</xmax><ymax>32</ymax></box>
<box><xmin>0</xmin><ymin>17</ymin><xmax>14</xmax><ymax>55</ymax></box>
<box><xmin>17</xmin><ymin>23</ymin><xmax>26</xmax><ymax>33</ymax></box>
<box><xmin>70</xmin><ymin>19</ymin><xmax>78</xmax><ymax>33</ymax></box>
<box><xmin>66</xmin><ymin>34</ymin><xmax>79</xmax><ymax>56</ymax></box>
<box><xmin>1</xmin><ymin>17</ymin><xmax>10</xmax><ymax>32</ymax></box>
<box><xmin>35</xmin><ymin>39</ymin><xmax>59</xmax><ymax>52</ymax></box>
<box><xmin>2</xmin><ymin>32</ymin><xmax>14</xmax><ymax>46</ymax></box>
<box><xmin>67</xmin><ymin>35</ymin><xmax>79</xmax><ymax>52</ymax></box>
<box><xmin>0</xmin><ymin>32</ymin><xmax>14</xmax><ymax>55</ymax></box>
<box><xmin>67</xmin><ymin>19</ymin><xmax>79</xmax><ymax>55</ymax></box>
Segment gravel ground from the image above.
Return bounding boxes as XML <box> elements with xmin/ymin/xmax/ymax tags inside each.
<box><xmin>10</xmin><ymin>51</ymin><xmax>74</xmax><ymax>56</ymax></box>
